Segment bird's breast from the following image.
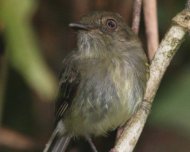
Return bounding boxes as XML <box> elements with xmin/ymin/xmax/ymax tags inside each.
<box><xmin>64</xmin><ymin>58</ymin><xmax>142</xmax><ymax>136</ymax></box>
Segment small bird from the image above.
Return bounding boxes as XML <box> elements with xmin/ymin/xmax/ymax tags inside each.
<box><xmin>44</xmin><ymin>11</ymin><xmax>148</xmax><ymax>152</ymax></box>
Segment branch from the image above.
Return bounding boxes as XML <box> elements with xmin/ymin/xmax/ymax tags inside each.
<box><xmin>113</xmin><ymin>9</ymin><xmax>190</xmax><ymax>152</ymax></box>
<box><xmin>131</xmin><ymin>0</ymin><xmax>143</xmax><ymax>34</ymax></box>
<box><xmin>143</xmin><ymin>0</ymin><xmax>159</xmax><ymax>60</ymax></box>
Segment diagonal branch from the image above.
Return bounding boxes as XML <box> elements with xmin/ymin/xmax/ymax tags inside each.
<box><xmin>113</xmin><ymin>8</ymin><xmax>190</xmax><ymax>152</ymax></box>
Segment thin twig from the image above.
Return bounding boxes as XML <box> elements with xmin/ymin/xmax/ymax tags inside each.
<box><xmin>113</xmin><ymin>8</ymin><xmax>190</xmax><ymax>152</ymax></box>
<box><xmin>143</xmin><ymin>0</ymin><xmax>159</xmax><ymax>60</ymax></box>
<box><xmin>131</xmin><ymin>0</ymin><xmax>143</xmax><ymax>34</ymax></box>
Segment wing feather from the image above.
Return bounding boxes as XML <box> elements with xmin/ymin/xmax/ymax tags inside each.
<box><xmin>55</xmin><ymin>57</ymin><xmax>80</xmax><ymax>122</ymax></box>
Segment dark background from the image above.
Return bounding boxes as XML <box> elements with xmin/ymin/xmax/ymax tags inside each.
<box><xmin>1</xmin><ymin>0</ymin><xmax>190</xmax><ymax>152</ymax></box>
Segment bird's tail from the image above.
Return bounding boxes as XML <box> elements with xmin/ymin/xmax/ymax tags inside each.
<box><xmin>43</xmin><ymin>121</ymin><xmax>71</xmax><ymax>152</ymax></box>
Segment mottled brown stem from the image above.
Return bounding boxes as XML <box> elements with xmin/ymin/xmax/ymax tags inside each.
<box><xmin>131</xmin><ymin>0</ymin><xmax>143</xmax><ymax>34</ymax></box>
<box><xmin>143</xmin><ymin>0</ymin><xmax>159</xmax><ymax>60</ymax></box>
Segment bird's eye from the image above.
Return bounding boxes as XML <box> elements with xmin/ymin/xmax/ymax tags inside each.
<box><xmin>106</xmin><ymin>19</ymin><xmax>117</xmax><ymax>30</ymax></box>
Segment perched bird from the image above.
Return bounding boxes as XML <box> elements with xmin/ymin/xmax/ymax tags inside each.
<box><xmin>44</xmin><ymin>11</ymin><xmax>148</xmax><ymax>152</ymax></box>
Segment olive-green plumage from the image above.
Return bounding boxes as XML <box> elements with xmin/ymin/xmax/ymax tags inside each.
<box><xmin>44</xmin><ymin>11</ymin><xmax>148</xmax><ymax>152</ymax></box>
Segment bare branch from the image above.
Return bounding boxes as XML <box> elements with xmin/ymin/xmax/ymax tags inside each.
<box><xmin>113</xmin><ymin>9</ymin><xmax>190</xmax><ymax>152</ymax></box>
<box><xmin>131</xmin><ymin>0</ymin><xmax>143</xmax><ymax>34</ymax></box>
<box><xmin>143</xmin><ymin>0</ymin><xmax>159</xmax><ymax>60</ymax></box>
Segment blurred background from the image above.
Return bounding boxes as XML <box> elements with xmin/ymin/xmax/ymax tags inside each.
<box><xmin>0</xmin><ymin>0</ymin><xmax>190</xmax><ymax>152</ymax></box>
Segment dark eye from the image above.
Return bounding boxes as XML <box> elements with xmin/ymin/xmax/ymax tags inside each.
<box><xmin>106</xmin><ymin>19</ymin><xmax>117</xmax><ymax>30</ymax></box>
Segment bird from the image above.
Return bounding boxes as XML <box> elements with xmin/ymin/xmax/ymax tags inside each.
<box><xmin>43</xmin><ymin>11</ymin><xmax>148</xmax><ymax>152</ymax></box>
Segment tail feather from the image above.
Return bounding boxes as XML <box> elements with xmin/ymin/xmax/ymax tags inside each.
<box><xmin>43</xmin><ymin>121</ymin><xmax>71</xmax><ymax>152</ymax></box>
<box><xmin>51</xmin><ymin>136</ymin><xmax>71</xmax><ymax>152</ymax></box>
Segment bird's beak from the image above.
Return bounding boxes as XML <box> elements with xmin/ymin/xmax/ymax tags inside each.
<box><xmin>69</xmin><ymin>23</ymin><xmax>95</xmax><ymax>31</ymax></box>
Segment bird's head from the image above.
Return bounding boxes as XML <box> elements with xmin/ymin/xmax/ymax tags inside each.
<box><xmin>69</xmin><ymin>11</ymin><xmax>138</xmax><ymax>58</ymax></box>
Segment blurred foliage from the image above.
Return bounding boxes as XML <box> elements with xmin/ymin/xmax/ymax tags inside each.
<box><xmin>0</xmin><ymin>0</ymin><xmax>190</xmax><ymax>152</ymax></box>
<box><xmin>0</xmin><ymin>0</ymin><xmax>57</xmax><ymax>103</ymax></box>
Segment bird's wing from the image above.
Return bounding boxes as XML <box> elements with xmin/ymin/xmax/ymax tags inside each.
<box><xmin>55</xmin><ymin>57</ymin><xmax>80</xmax><ymax>122</ymax></box>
